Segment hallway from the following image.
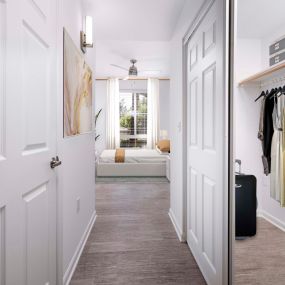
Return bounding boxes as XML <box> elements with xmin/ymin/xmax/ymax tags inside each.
<box><xmin>70</xmin><ymin>183</ymin><xmax>206</xmax><ymax>285</ymax></box>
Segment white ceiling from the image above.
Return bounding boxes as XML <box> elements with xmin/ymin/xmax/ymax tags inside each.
<box><xmin>95</xmin><ymin>41</ymin><xmax>171</xmax><ymax>77</ymax></box>
<box><xmin>237</xmin><ymin>0</ymin><xmax>285</xmax><ymax>38</ymax></box>
<box><xmin>83</xmin><ymin>0</ymin><xmax>186</xmax><ymax>77</ymax></box>
<box><xmin>85</xmin><ymin>0</ymin><xmax>186</xmax><ymax>41</ymax></box>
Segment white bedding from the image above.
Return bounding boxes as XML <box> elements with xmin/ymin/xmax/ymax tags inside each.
<box><xmin>99</xmin><ymin>149</ymin><xmax>167</xmax><ymax>164</ymax></box>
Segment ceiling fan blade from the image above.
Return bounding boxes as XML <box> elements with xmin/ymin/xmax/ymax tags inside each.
<box><xmin>140</xmin><ymin>70</ymin><xmax>161</xmax><ymax>73</ymax></box>
<box><xmin>110</xmin><ymin>64</ymin><xmax>128</xmax><ymax>71</ymax></box>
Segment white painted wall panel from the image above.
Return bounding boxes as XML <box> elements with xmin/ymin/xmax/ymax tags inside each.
<box><xmin>57</xmin><ymin>0</ymin><xmax>97</xmax><ymax>277</ymax></box>
<box><xmin>169</xmin><ymin>0</ymin><xmax>204</xmax><ymax>238</ymax></box>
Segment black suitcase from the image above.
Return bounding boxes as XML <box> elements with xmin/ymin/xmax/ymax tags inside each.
<box><xmin>235</xmin><ymin>174</ymin><xmax>257</xmax><ymax>238</ymax></box>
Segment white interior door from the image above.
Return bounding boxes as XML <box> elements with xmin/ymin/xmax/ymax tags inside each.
<box><xmin>186</xmin><ymin>0</ymin><xmax>228</xmax><ymax>284</ymax></box>
<box><xmin>0</xmin><ymin>0</ymin><xmax>57</xmax><ymax>284</ymax></box>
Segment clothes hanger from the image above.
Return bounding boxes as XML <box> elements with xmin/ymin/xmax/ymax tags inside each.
<box><xmin>255</xmin><ymin>90</ymin><xmax>265</xmax><ymax>102</ymax></box>
<box><xmin>277</xmin><ymin>86</ymin><xmax>284</xmax><ymax>97</ymax></box>
<box><xmin>268</xmin><ymin>88</ymin><xmax>278</xmax><ymax>100</ymax></box>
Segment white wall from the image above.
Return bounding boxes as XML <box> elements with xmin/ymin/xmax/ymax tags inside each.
<box><xmin>95</xmin><ymin>79</ymin><xmax>170</xmax><ymax>153</ymax></box>
<box><xmin>261</xmin><ymin>28</ymin><xmax>285</xmax><ymax>226</ymax></box>
<box><xmin>57</xmin><ymin>0</ymin><xmax>96</xmax><ymax>281</ymax></box>
<box><xmin>235</xmin><ymin>39</ymin><xmax>264</xmax><ymax>214</ymax></box>
<box><xmin>235</xmin><ymin>37</ymin><xmax>285</xmax><ymax>229</ymax></box>
<box><xmin>95</xmin><ymin>80</ymin><xmax>107</xmax><ymax>154</ymax></box>
<box><xmin>169</xmin><ymin>0</ymin><xmax>204</xmax><ymax>239</ymax></box>
<box><xmin>261</xmin><ymin>23</ymin><xmax>285</xmax><ymax>69</ymax></box>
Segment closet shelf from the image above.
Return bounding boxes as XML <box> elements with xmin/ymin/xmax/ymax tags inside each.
<box><xmin>238</xmin><ymin>62</ymin><xmax>285</xmax><ymax>86</ymax></box>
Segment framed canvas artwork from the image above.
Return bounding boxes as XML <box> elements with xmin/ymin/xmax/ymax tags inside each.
<box><xmin>63</xmin><ymin>29</ymin><xmax>93</xmax><ymax>137</ymax></box>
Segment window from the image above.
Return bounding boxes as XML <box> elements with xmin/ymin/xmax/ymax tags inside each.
<box><xmin>119</xmin><ymin>92</ymin><xmax>147</xmax><ymax>148</ymax></box>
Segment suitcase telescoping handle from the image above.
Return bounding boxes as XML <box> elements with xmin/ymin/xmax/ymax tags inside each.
<box><xmin>235</xmin><ymin>159</ymin><xmax>242</xmax><ymax>189</ymax></box>
<box><xmin>235</xmin><ymin>159</ymin><xmax>242</xmax><ymax>174</ymax></box>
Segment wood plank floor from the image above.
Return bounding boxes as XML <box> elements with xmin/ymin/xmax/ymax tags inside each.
<box><xmin>234</xmin><ymin>217</ymin><xmax>285</xmax><ymax>285</ymax></box>
<box><xmin>70</xmin><ymin>183</ymin><xmax>206</xmax><ymax>285</ymax></box>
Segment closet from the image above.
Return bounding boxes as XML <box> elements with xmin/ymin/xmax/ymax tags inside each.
<box><xmin>233</xmin><ymin>0</ymin><xmax>285</xmax><ymax>283</ymax></box>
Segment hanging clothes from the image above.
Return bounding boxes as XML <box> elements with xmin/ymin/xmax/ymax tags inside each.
<box><xmin>256</xmin><ymin>86</ymin><xmax>285</xmax><ymax>207</ymax></box>
<box><xmin>262</xmin><ymin>89</ymin><xmax>275</xmax><ymax>174</ymax></box>
<box><xmin>270</xmin><ymin>94</ymin><xmax>285</xmax><ymax>201</ymax></box>
<box><xmin>282</xmin><ymin>107</ymin><xmax>285</xmax><ymax>207</ymax></box>
<box><xmin>257</xmin><ymin>93</ymin><xmax>268</xmax><ymax>174</ymax></box>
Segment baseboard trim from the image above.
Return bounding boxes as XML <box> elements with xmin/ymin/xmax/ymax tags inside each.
<box><xmin>258</xmin><ymin>210</ymin><xmax>285</xmax><ymax>232</ymax></box>
<box><xmin>168</xmin><ymin>208</ymin><xmax>185</xmax><ymax>242</ymax></box>
<box><xmin>63</xmin><ymin>211</ymin><xmax>97</xmax><ymax>285</ymax></box>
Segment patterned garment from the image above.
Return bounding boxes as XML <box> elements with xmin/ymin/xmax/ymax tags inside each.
<box><xmin>282</xmin><ymin>107</ymin><xmax>285</xmax><ymax>207</ymax></box>
<box><xmin>257</xmin><ymin>96</ymin><xmax>269</xmax><ymax>175</ymax></box>
<box><xmin>270</xmin><ymin>95</ymin><xmax>285</xmax><ymax>202</ymax></box>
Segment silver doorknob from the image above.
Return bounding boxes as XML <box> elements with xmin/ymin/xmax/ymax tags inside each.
<box><xmin>50</xmin><ymin>156</ymin><xmax>62</xmax><ymax>169</ymax></box>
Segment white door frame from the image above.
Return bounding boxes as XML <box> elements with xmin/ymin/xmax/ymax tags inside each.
<box><xmin>182</xmin><ymin>0</ymin><xmax>232</xmax><ymax>283</ymax></box>
<box><xmin>228</xmin><ymin>0</ymin><xmax>238</xmax><ymax>284</ymax></box>
<box><xmin>56</xmin><ymin>0</ymin><xmax>64</xmax><ymax>284</ymax></box>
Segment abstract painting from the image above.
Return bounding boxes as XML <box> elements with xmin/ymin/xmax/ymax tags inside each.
<box><xmin>64</xmin><ymin>29</ymin><xmax>93</xmax><ymax>137</ymax></box>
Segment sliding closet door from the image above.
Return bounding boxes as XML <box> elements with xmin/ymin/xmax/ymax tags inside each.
<box><xmin>0</xmin><ymin>0</ymin><xmax>58</xmax><ymax>284</ymax></box>
<box><xmin>186</xmin><ymin>0</ymin><xmax>229</xmax><ymax>284</ymax></box>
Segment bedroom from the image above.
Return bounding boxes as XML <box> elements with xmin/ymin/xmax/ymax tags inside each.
<box><xmin>95</xmin><ymin>77</ymin><xmax>170</xmax><ymax>178</ymax></box>
<box><xmin>94</xmin><ymin>30</ymin><xmax>171</xmax><ymax>179</ymax></box>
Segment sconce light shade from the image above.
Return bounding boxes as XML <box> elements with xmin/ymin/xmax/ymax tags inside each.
<box><xmin>81</xmin><ymin>16</ymin><xmax>93</xmax><ymax>53</ymax></box>
<box><xmin>85</xmin><ymin>16</ymin><xmax>93</xmax><ymax>45</ymax></box>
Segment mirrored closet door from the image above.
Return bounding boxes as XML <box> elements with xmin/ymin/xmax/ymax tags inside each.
<box><xmin>232</xmin><ymin>0</ymin><xmax>285</xmax><ymax>284</ymax></box>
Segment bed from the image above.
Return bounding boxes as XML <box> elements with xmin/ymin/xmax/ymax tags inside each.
<box><xmin>97</xmin><ymin>149</ymin><xmax>168</xmax><ymax>177</ymax></box>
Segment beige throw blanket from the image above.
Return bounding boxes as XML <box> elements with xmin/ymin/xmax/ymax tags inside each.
<box><xmin>115</xmin><ymin>148</ymin><xmax>125</xmax><ymax>163</ymax></box>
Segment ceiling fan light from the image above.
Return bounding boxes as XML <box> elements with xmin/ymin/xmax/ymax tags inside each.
<box><xmin>129</xmin><ymin>66</ymin><xmax>138</xmax><ymax>76</ymax></box>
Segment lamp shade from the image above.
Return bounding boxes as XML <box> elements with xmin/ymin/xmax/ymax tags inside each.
<box><xmin>160</xmin><ymin>130</ymin><xmax>168</xmax><ymax>139</ymax></box>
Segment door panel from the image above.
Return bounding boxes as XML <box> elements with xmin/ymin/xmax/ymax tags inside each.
<box><xmin>203</xmin><ymin>21</ymin><xmax>216</xmax><ymax>57</ymax></box>
<box><xmin>0</xmin><ymin>0</ymin><xmax>57</xmax><ymax>284</ymax></box>
<box><xmin>0</xmin><ymin>206</ymin><xmax>5</xmax><ymax>285</ymax></box>
<box><xmin>189</xmin><ymin>79</ymin><xmax>198</xmax><ymax>146</ymax></box>
<box><xmin>202</xmin><ymin>175</ymin><xmax>216</xmax><ymax>268</ymax></box>
<box><xmin>186</xmin><ymin>0</ymin><xmax>228</xmax><ymax>284</ymax></box>
<box><xmin>23</xmin><ymin>184</ymin><xmax>49</xmax><ymax>285</ymax></box>
<box><xmin>0</xmin><ymin>0</ymin><xmax>6</xmax><ymax>161</ymax></box>
<box><xmin>202</xmin><ymin>64</ymin><xmax>216</xmax><ymax>150</ymax></box>
<box><xmin>189</xmin><ymin>168</ymin><xmax>198</xmax><ymax>241</ymax></box>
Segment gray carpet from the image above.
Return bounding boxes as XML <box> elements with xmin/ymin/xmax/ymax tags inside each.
<box><xmin>234</xmin><ymin>217</ymin><xmax>285</xmax><ymax>284</ymax></box>
<box><xmin>71</xmin><ymin>183</ymin><xmax>205</xmax><ymax>285</ymax></box>
<box><xmin>96</xmin><ymin>176</ymin><xmax>169</xmax><ymax>184</ymax></box>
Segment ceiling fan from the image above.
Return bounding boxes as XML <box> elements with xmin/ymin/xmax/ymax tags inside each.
<box><xmin>110</xmin><ymin>59</ymin><xmax>160</xmax><ymax>80</ymax></box>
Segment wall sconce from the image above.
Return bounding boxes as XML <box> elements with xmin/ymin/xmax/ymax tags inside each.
<box><xmin>81</xmin><ymin>16</ymin><xmax>93</xmax><ymax>53</ymax></box>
